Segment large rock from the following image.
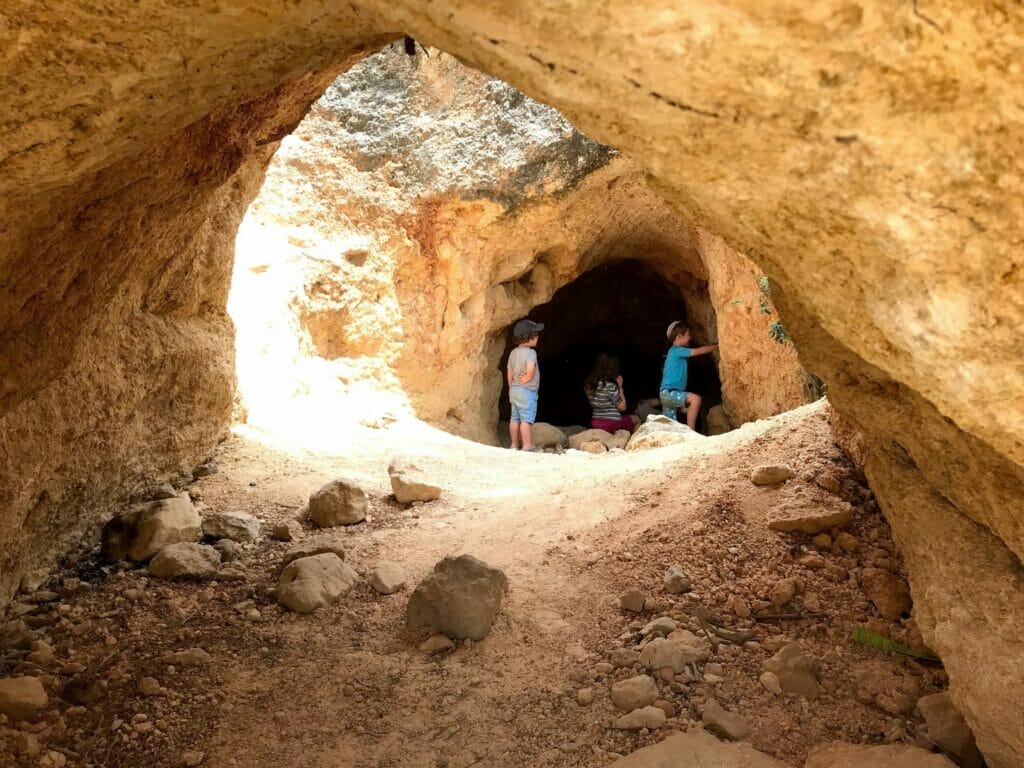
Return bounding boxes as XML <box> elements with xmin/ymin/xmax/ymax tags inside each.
<box><xmin>406</xmin><ymin>555</ymin><xmax>508</xmax><ymax>640</ymax></box>
<box><xmin>202</xmin><ymin>511</ymin><xmax>261</xmax><ymax>543</ymax></box>
<box><xmin>805</xmin><ymin>743</ymin><xmax>956</xmax><ymax>768</ymax></box>
<box><xmin>607</xmin><ymin>731</ymin><xmax>788</xmax><ymax>767</ymax></box>
<box><xmin>308</xmin><ymin>478</ymin><xmax>368</xmax><ymax>527</ymax></box>
<box><xmin>0</xmin><ymin>677</ymin><xmax>48</xmax><ymax>721</ymax></box>
<box><xmin>148</xmin><ymin>542</ymin><xmax>221</xmax><ymax>579</ymax></box>
<box><xmin>531</xmin><ymin>423</ymin><xmax>568</xmax><ymax>448</ymax></box>
<box><xmin>761</xmin><ymin>642</ymin><xmax>820</xmax><ymax>699</ymax></box>
<box><xmin>276</xmin><ymin>553</ymin><xmax>359</xmax><ymax>614</ymax></box>
<box><xmin>639</xmin><ymin>631</ymin><xmax>711</xmax><ymax>672</ymax></box>
<box><xmin>918</xmin><ymin>692</ymin><xmax>984</xmax><ymax>768</ymax></box>
<box><xmin>102</xmin><ymin>495</ymin><xmax>202</xmax><ymax>562</ymax></box>
<box><xmin>281</xmin><ymin>535</ymin><xmax>347</xmax><ymax>567</ymax></box>
<box><xmin>610</xmin><ymin>675</ymin><xmax>660</xmax><ymax>712</ymax></box>
<box><xmin>388</xmin><ymin>458</ymin><xmax>442</xmax><ymax>504</ymax></box>
<box><xmin>626</xmin><ymin>416</ymin><xmax>702</xmax><ymax>451</ymax></box>
<box><xmin>860</xmin><ymin>567</ymin><xmax>913</xmax><ymax>620</ymax></box>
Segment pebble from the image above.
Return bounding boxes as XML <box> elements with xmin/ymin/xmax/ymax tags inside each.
<box><xmin>663</xmin><ymin>564</ymin><xmax>692</xmax><ymax>594</ymax></box>
<box><xmin>751</xmin><ymin>464</ymin><xmax>795</xmax><ymax>485</ymax></box>
<box><xmin>576</xmin><ymin>688</ymin><xmax>594</xmax><ymax>706</ymax></box>
<box><xmin>613</xmin><ymin>706</ymin><xmax>666</xmax><ymax>730</ymax></box>
<box><xmin>619</xmin><ymin>590</ymin><xmax>646</xmax><ymax>613</ymax></box>
<box><xmin>760</xmin><ymin>671</ymin><xmax>783</xmax><ymax>695</ymax></box>
<box><xmin>419</xmin><ymin>635</ymin><xmax>454</xmax><ymax>654</ymax></box>
<box><xmin>182</xmin><ymin>750</ymin><xmax>206</xmax><ymax>766</ymax></box>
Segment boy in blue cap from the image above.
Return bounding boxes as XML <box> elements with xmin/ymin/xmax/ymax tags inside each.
<box><xmin>660</xmin><ymin>321</ymin><xmax>718</xmax><ymax>430</ymax></box>
<box><xmin>507</xmin><ymin>318</ymin><xmax>544</xmax><ymax>451</ymax></box>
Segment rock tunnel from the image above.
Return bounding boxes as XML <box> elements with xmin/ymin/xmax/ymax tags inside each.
<box><xmin>1</xmin><ymin>4</ymin><xmax>1023</xmax><ymax>767</ymax></box>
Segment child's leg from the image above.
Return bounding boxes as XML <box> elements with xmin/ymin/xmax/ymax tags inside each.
<box><xmin>520</xmin><ymin>422</ymin><xmax>534</xmax><ymax>450</ymax></box>
<box><xmin>659</xmin><ymin>390</ymin><xmax>686</xmax><ymax>422</ymax></box>
<box><xmin>509</xmin><ymin>420</ymin><xmax>521</xmax><ymax>449</ymax></box>
<box><xmin>684</xmin><ymin>393</ymin><xmax>702</xmax><ymax>430</ymax></box>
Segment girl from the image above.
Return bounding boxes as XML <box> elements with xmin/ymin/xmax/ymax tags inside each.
<box><xmin>584</xmin><ymin>353</ymin><xmax>640</xmax><ymax>434</ymax></box>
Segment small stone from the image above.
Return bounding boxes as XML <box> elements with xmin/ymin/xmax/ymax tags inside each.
<box><xmin>770</xmin><ymin>576</ymin><xmax>801</xmax><ymax>608</ymax></box>
<box><xmin>150</xmin><ymin>483</ymin><xmax>178</xmax><ymax>500</ymax></box>
<box><xmin>613</xmin><ymin>706</ymin><xmax>666</xmax><ymax>730</ymax></box>
<box><xmin>639</xmin><ymin>632</ymin><xmax>711</xmax><ymax>672</ymax></box>
<box><xmin>860</xmin><ymin>568</ymin><xmax>912</xmax><ymax>620</ymax></box>
<box><xmin>281</xmin><ymin>535</ymin><xmax>346</xmax><ymax>567</ymax></box>
<box><xmin>576</xmin><ymin>688</ymin><xmax>595</xmax><ymax>706</ymax></box>
<box><xmin>271</xmin><ymin>520</ymin><xmax>303</xmax><ymax>542</ymax></box>
<box><xmin>726</xmin><ymin>595</ymin><xmax>751</xmax><ymax>619</ymax></box>
<box><xmin>762</xmin><ymin>642</ymin><xmax>820</xmax><ymax>699</ymax></box>
<box><xmin>751</xmin><ymin>465</ymin><xmax>795</xmax><ymax>485</ymax></box>
<box><xmin>213</xmin><ymin>538</ymin><xmax>242</xmax><ymax>562</ymax></box>
<box><xmin>610</xmin><ymin>675</ymin><xmax>660</xmax><ymax>712</ymax></box>
<box><xmin>0</xmin><ymin>676</ymin><xmax>47</xmax><ymax>721</ymax></box>
<box><xmin>369</xmin><ymin>561</ymin><xmax>407</xmax><ymax>594</ymax></box>
<box><xmin>640</xmin><ymin>616</ymin><xmax>677</xmax><ymax>637</ymax></box>
<box><xmin>835</xmin><ymin>532</ymin><xmax>860</xmax><ymax>552</ymax></box>
<box><xmin>277</xmin><ymin>553</ymin><xmax>359</xmax><ymax>614</ymax></box>
<box><xmin>811</xmin><ymin>533</ymin><xmax>832</xmax><ymax>550</ymax></box>
<box><xmin>766</xmin><ymin>502</ymin><xmax>854</xmax><ymax>535</ymax></box>
<box><xmin>663</xmin><ymin>564</ymin><xmax>691</xmax><ymax>594</ymax></box>
<box><xmin>182</xmin><ymin>750</ymin><xmax>206</xmax><ymax>766</ymax></box>
<box><xmin>620</xmin><ymin>590</ymin><xmax>646</xmax><ymax>613</ymax></box>
<box><xmin>815</xmin><ymin>471</ymin><xmax>843</xmax><ymax>495</ymax></box>
<box><xmin>419</xmin><ymin>634</ymin><xmax>454</xmax><ymax>654</ymax></box>
<box><xmin>160</xmin><ymin>648</ymin><xmax>213</xmax><ymax>667</ymax></box>
<box><xmin>388</xmin><ymin>457</ymin><xmax>442</xmax><ymax>504</ymax></box>
<box><xmin>138</xmin><ymin>677</ymin><xmax>161</xmax><ymax>696</ymax></box>
<box><xmin>759</xmin><ymin>671</ymin><xmax>783</xmax><ymax>695</ymax></box>
<box><xmin>609</xmin><ymin>648</ymin><xmax>639</xmax><ymax>669</ymax></box>
<box><xmin>16</xmin><ymin>731</ymin><xmax>40</xmax><ymax>756</ymax></box>
<box><xmin>702</xmin><ymin>698</ymin><xmax>751</xmax><ymax>741</ymax></box>
<box><xmin>308</xmin><ymin>477</ymin><xmax>368</xmax><ymax>527</ymax></box>
<box><xmin>202</xmin><ymin>511</ymin><xmax>261</xmax><ymax>543</ymax></box>
<box><xmin>19</xmin><ymin>568</ymin><xmax>49</xmax><ymax>593</ymax></box>
<box><xmin>653</xmin><ymin>699</ymin><xmax>676</xmax><ymax>719</ymax></box>
<box><xmin>103</xmin><ymin>495</ymin><xmax>202</xmax><ymax>562</ymax></box>
<box><xmin>579</xmin><ymin>441</ymin><xmax>607</xmax><ymax>454</ymax></box>
<box><xmin>192</xmin><ymin>461</ymin><xmax>218</xmax><ymax>478</ymax></box>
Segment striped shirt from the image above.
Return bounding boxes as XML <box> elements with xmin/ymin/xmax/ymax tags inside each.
<box><xmin>587</xmin><ymin>380</ymin><xmax>622</xmax><ymax>420</ymax></box>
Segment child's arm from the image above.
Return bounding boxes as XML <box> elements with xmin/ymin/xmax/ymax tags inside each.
<box><xmin>615</xmin><ymin>376</ymin><xmax>627</xmax><ymax>411</ymax></box>
<box><xmin>516</xmin><ymin>360</ymin><xmax>536</xmax><ymax>385</ymax></box>
<box><xmin>691</xmin><ymin>343</ymin><xmax>718</xmax><ymax>357</ymax></box>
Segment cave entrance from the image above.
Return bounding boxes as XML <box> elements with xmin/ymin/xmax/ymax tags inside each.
<box><xmin>496</xmin><ymin>259</ymin><xmax>722</xmax><ymax>431</ymax></box>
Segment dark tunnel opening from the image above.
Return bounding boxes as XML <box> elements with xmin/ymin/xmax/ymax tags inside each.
<box><xmin>497</xmin><ymin>259</ymin><xmax>723</xmax><ymax>433</ymax></box>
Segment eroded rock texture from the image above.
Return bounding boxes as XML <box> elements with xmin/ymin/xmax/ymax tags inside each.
<box><xmin>1</xmin><ymin>4</ymin><xmax>1022</xmax><ymax>764</ymax></box>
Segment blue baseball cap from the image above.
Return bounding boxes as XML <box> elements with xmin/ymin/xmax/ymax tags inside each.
<box><xmin>514</xmin><ymin>319</ymin><xmax>544</xmax><ymax>337</ymax></box>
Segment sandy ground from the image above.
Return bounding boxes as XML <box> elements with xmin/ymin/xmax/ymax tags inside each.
<box><xmin>0</xmin><ymin>400</ymin><xmax>949</xmax><ymax>767</ymax></box>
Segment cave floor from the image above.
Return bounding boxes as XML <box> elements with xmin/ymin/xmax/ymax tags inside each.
<box><xmin>2</xmin><ymin>401</ymin><xmax>947</xmax><ymax>767</ymax></box>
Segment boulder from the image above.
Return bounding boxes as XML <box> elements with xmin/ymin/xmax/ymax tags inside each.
<box><xmin>761</xmin><ymin>642</ymin><xmax>820</xmax><ymax>698</ymax></box>
<box><xmin>308</xmin><ymin>478</ymin><xmax>368</xmax><ymax>527</ymax></box>
<box><xmin>406</xmin><ymin>554</ymin><xmax>508</xmax><ymax>640</ymax></box>
<box><xmin>276</xmin><ymin>553</ymin><xmax>359</xmax><ymax>614</ymax></box>
<box><xmin>627</xmin><ymin>416</ymin><xmax>703</xmax><ymax>451</ymax></box>
<box><xmin>610</xmin><ymin>675</ymin><xmax>660</xmax><ymax>712</ymax></box>
<box><xmin>613</xmin><ymin>706</ymin><xmax>666</xmax><ymax>730</ymax></box>
<box><xmin>918</xmin><ymin>692</ymin><xmax>984</xmax><ymax>768</ymax></box>
<box><xmin>860</xmin><ymin>567</ymin><xmax>913</xmax><ymax>620</ymax></box>
<box><xmin>663</xmin><ymin>563</ymin><xmax>691</xmax><ymax>594</ymax></box>
<box><xmin>148</xmin><ymin>542</ymin><xmax>221</xmax><ymax>580</ymax></box>
<box><xmin>750</xmin><ymin>464</ymin><xmax>795</xmax><ymax>485</ymax></box>
<box><xmin>607</xmin><ymin>731</ymin><xmax>789</xmax><ymax>767</ymax></box>
<box><xmin>531</xmin><ymin>422</ymin><xmax>568</xmax><ymax>448</ymax></box>
<box><xmin>281</xmin><ymin>535</ymin><xmax>346</xmax><ymax>567</ymax></box>
<box><xmin>0</xmin><ymin>676</ymin><xmax>47</xmax><ymax>721</ymax></box>
<box><xmin>701</xmin><ymin>698</ymin><xmax>751</xmax><ymax>741</ymax></box>
<box><xmin>102</xmin><ymin>494</ymin><xmax>201</xmax><ymax>562</ymax></box>
<box><xmin>766</xmin><ymin>500</ymin><xmax>854</xmax><ymax>535</ymax></box>
<box><xmin>202</xmin><ymin>511</ymin><xmax>261</xmax><ymax>543</ymax></box>
<box><xmin>639</xmin><ymin>631</ymin><xmax>711</xmax><ymax>672</ymax></box>
<box><xmin>388</xmin><ymin>458</ymin><xmax>442</xmax><ymax>504</ymax></box>
<box><xmin>805</xmin><ymin>743</ymin><xmax>956</xmax><ymax>768</ymax></box>
<box><xmin>706</xmin><ymin>405</ymin><xmax>732</xmax><ymax>436</ymax></box>
<box><xmin>369</xmin><ymin>561</ymin><xmax>407</xmax><ymax>594</ymax></box>
<box><xmin>579</xmin><ymin>441</ymin><xmax>607</xmax><ymax>454</ymax></box>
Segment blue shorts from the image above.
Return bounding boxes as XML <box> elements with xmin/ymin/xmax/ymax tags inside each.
<box><xmin>659</xmin><ymin>389</ymin><xmax>690</xmax><ymax>421</ymax></box>
<box><xmin>510</xmin><ymin>385</ymin><xmax>538</xmax><ymax>424</ymax></box>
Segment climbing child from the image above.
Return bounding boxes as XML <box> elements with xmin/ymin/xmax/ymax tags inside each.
<box><xmin>659</xmin><ymin>321</ymin><xmax>718</xmax><ymax>430</ymax></box>
<box><xmin>507</xmin><ymin>318</ymin><xmax>544</xmax><ymax>451</ymax></box>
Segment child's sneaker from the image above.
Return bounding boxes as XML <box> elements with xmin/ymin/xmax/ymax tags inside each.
<box><xmin>523</xmin><ymin>446</ymin><xmax>543</xmax><ymax>453</ymax></box>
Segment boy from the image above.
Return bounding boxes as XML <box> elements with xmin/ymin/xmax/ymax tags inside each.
<box><xmin>660</xmin><ymin>320</ymin><xmax>718</xmax><ymax>430</ymax></box>
<box><xmin>507</xmin><ymin>318</ymin><xmax>544</xmax><ymax>451</ymax></box>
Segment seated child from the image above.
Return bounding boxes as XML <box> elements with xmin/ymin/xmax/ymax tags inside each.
<box><xmin>584</xmin><ymin>353</ymin><xmax>640</xmax><ymax>434</ymax></box>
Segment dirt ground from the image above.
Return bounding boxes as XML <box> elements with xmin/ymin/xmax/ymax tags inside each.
<box><xmin>0</xmin><ymin>400</ymin><xmax>949</xmax><ymax>767</ymax></box>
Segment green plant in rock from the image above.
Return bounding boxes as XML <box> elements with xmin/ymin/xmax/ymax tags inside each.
<box><xmin>769</xmin><ymin>320</ymin><xmax>789</xmax><ymax>344</ymax></box>
<box><xmin>758</xmin><ymin>297</ymin><xmax>772</xmax><ymax>315</ymax></box>
<box><xmin>758</xmin><ymin>275</ymin><xmax>771</xmax><ymax>294</ymax></box>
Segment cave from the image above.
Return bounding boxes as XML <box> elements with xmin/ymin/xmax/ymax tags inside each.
<box><xmin>496</xmin><ymin>259</ymin><xmax>723</xmax><ymax>430</ymax></box>
<box><xmin>3</xmin><ymin>6</ymin><xmax>1023</xmax><ymax>768</ymax></box>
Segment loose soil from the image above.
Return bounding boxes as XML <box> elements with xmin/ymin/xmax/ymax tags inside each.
<box><xmin>0</xmin><ymin>401</ymin><xmax>947</xmax><ymax>767</ymax></box>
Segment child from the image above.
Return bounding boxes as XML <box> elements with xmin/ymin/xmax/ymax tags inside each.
<box><xmin>507</xmin><ymin>318</ymin><xmax>544</xmax><ymax>451</ymax></box>
<box><xmin>660</xmin><ymin>321</ymin><xmax>718</xmax><ymax>430</ymax></box>
<box><xmin>584</xmin><ymin>353</ymin><xmax>640</xmax><ymax>434</ymax></box>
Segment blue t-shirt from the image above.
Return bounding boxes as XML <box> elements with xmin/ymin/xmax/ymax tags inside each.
<box><xmin>660</xmin><ymin>345</ymin><xmax>693</xmax><ymax>391</ymax></box>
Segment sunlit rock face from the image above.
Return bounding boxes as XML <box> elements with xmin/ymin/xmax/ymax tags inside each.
<box><xmin>232</xmin><ymin>46</ymin><xmax>806</xmax><ymax>442</ymax></box>
<box><xmin>2</xmin><ymin>4</ymin><xmax>1022</xmax><ymax>765</ymax></box>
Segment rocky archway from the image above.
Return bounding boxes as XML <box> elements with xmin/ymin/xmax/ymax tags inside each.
<box><xmin>2</xmin><ymin>5</ymin><xmax>1023</xmax><ymax>765</ymax></box>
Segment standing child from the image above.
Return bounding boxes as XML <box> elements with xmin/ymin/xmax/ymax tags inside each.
<box><xmin>507</xmin><ymin>318</ymin><xmax>544</xmax><ymax>451</ymax></box>
<box><xmin>659</xmin><ymin>320</ymin><xmax>718</xmax><ymax>430</ymax></box>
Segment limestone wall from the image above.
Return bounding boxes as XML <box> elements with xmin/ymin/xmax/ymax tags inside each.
<box><xmin>2</xmin><ymin>3</ymin><xmax>1022</xmax><ymax>764</ymax></box>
